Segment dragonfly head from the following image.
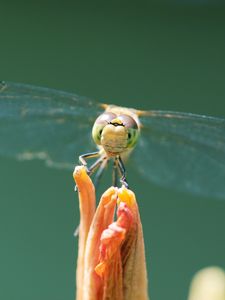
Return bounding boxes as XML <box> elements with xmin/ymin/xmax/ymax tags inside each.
<box><xmin>92</xmin><ymin>112</ymin><xmax>139</xmax><ymax>155</ymax></box>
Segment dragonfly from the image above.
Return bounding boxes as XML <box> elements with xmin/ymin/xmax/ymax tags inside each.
<box><xmin>0</xmin><ymin>81</ymin><xmax>225</xmax><ymax>199</ymax></box>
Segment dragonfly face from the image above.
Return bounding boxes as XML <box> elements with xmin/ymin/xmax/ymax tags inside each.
<box><xmin>1</xmin><ymin>81</ymin><xmax>225</xmax><ymax>198</ymax></box>
<box><xmin>92</xmin><ymin>111</ymin><xmax>140</xmax><ymax>156</ymax></box>
<box><xmin>81</xmin><ymin>109</ymin><xmax>141</xmax><ymax>187</ymax></box>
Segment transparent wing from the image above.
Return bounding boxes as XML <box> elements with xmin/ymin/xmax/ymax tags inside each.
<box><xmin>133</xmin><ymin>110</ymin><xmax>225</xmax><ymax>199</ymax></box>
<box><xmin>0</xmin><ymin>81</ymin><xmax>103</xmax><ymax>170</ymax></box>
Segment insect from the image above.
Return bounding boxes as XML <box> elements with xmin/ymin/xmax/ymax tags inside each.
<box><xmin>79</xmin><ymin>104</ymin><xmax>143</xmax><ymax>188</ymax></box>
<box><xmin>1</xmin><ymin>81</ymin><xmax>225</xmax><ymax>199</ymax></box>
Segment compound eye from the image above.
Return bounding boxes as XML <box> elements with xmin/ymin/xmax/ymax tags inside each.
<box><xmin>95</xmin><ymin>112</ymin><xmax>117</xmax><ymax>125</ymax></box>
<box><xmin>117</xmin><ymin>114</ymin><xmax>138</xmax><ymax>129</ymax></box>
<box><xmin>117</xmin><ymin>114</ymin><xmax>139</xmax><ymax>148</ymax></box>
<box><xmin>92</xmin><ymin>112</ymin><xmax>117</xmax><ymax>145</ymax></box>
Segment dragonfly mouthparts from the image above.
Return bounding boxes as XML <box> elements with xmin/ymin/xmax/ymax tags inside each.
<box><xmin>109</xmin><ymin>118</ymin><xmax>124</xmax><ymax>127</ymax></box>
<box><xmin>109</xmin><ymin>122</ymin><xmax>124</xmax><ymax>127</ymax></box>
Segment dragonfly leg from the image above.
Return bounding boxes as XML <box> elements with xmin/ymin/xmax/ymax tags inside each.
<box><xmin>79</xmin><ymin>151</ymin><xmax>100</xmax><ymax>168</ymax></box>
<box><xmin>75</xmin><ymin>151</ymin><xmax>107</xmax><ymax>191</ymax></box>
<box><xmin>75</xmin><ymin>151</ymin><xmax>101</xmax><ymax>191</ymax></box>
<box><xmin>93</xmin><ymin>159</ymin><xmax>108</xmax><ymax>188</ymax></box>
<box><xmin>117</xmin><ymin>156</ymin><xmax>129</xmax><ymax>188</ymax></box>
<box><xmin>88</xmin><ymin>155</ymin><xmax>107</xmax><ymax>176</ymax></box>
<box><xmin>112</xmin><ymin>157</ymin><xmax>119</xmax><ymax>187</ymax></box>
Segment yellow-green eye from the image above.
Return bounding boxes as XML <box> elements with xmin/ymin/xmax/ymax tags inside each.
<box><xmin>116</xmin><ymin>114</ymin><xmax>139</xmax><ymax>148</ymax></box>
<box><xmin>92</xmin><ymin>112</ymin><xmax>117</xmax><ymax>145</ymax></box>
<box><xmin>127</xmin><ymin>127</ymin><xmax>139</xmax><ymax>148</ymax></box>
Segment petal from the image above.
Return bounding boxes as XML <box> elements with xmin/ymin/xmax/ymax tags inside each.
<box><xmin>83</xmin><ymin>185</ymin><xmax>118</xmax><ymax>299</ymax></box>
<box><xmin>95</xmin><ymin>186</ymin><xmax>149</xmax><ymax>300</ymax></box>
<box><xmin>73</xmin><ymin>166</ymin><xmax>96</xmax><ymax>300</ymax></box>
<box><xmin>74</xmin><ymin>167</ymin><xmax>149</xmax><ymax>300</ymax></box>
<box><xmin>119</xmin><ymin>188</ymin><xmax>149</xmax><ymax>300</ymax></box>
<box><xmin>74</xmin><ymin>166</ymin><xmax>118</xmax><ymax>300</ymax></box>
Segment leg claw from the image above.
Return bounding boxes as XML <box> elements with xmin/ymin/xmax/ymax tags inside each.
<box><xmin>120</xmin><ymin>177</ymin><xmax>129</xmax><ymax>189</ymax></box>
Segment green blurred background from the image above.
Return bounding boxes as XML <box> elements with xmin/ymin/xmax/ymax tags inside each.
<box><xmin>0</xmin><ymin>1</ymin><xmax>225</xmax><ymax>299</ymax></box>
